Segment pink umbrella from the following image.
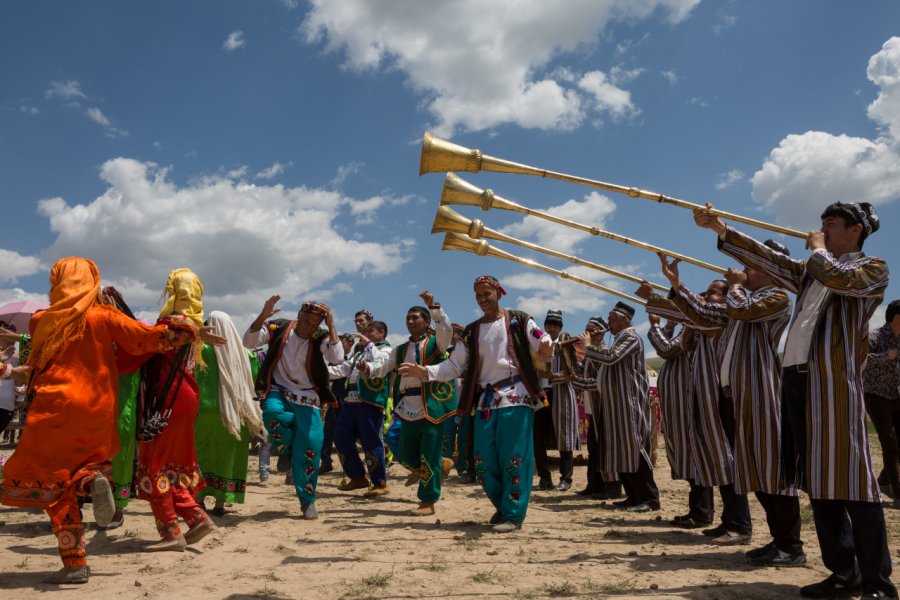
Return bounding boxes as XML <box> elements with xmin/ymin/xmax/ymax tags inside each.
<box><xmin>0</xmin><ymin>300</ymin><xmax>50</xmax><ymax>333</ymax></box>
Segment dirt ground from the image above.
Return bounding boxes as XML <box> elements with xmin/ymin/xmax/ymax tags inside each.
<box><xmin>1</xmin><ymin>443</ymin><xmax>897</xmax><ymax>600</ymax></box>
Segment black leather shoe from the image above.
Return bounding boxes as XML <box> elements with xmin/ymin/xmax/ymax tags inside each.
<box><xmin>593</xmin><ymin>488</ymin><xmax>623</xmax><ymax>500</ymax></box>
<box><xmin>860</xmin><ymin>591</ymin><xmax>900</xmax><ymax>599</ymax></box>
<box><xmin>748</xmin><ymin>546</ymin><xmax>807</xmax><ymax>567</ymax></box>
<box><xmin>277</xmin><ymin>453</ymin><xmax>293</xmax><ymax>473</ymax></box>
<box><xmin>576</xmin><ymin>487</ymin><xmax>597</xmax><ymax>496</ymax></box>
<box><xmin>799</xmin><ymin>575</ymin><xmax>862</xmax><ymax>598</ymax></box>
<box><xmin>674</xmin><ymin>517</ymin><xmax>712</xmax><ymax>529</ymax></box>
<box><xmin>702</xmin><ymin>524</ymin><xmax>727</xmax><ymax>537</ymax></box>
<box><xmin>627</xmin><ymin>502</ymin><xmax>660</xmax><ymax>513</ymax></box>
<box><xmin>612</xmin><ymin>498</ymin><xmax>637</xmax><ymax>508</ymax></box>
<box><xmin>745</xmin><ymin>541</ymin><xmax>775</xmax><ymax>559</ymax></box>
<box><xmin>555</xmin><ymin>480</ymin><xmax>572</xmax><ymax>492</ymax></box>
<box><xmin>538</xmin><ymin>477</ymin><xmax>554</xmax><ymax>491</ymax></box>
<box><xmin>319</xmin><ymin>463</ymin><xmax>333</xmax><ymax>474</ymax></box>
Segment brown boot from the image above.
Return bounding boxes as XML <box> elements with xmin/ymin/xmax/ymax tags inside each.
<box><xmin>43</xmin><ymin>565</ymin><xmax>90</xmax><ymax>584</ymax></box>
<box><xmin>404</xmin><ymin>469</ymin><xmax>421</xmax><ymax>487</ymax></box>
<box><xmin>410</xmin><ymin>502</ymin><xmax>435</xmax><ymax>516</ymax></box>
<box><xmin>337</xmin><ymin>476</ymin><xmax>370</xmax><ymax>491</ymax></box>
<box><xmin>441</xmin><ymin>457</ymin><xmax>454</xmax><ymax>478</ymax></box>
<box><xmin>184</xmin><ymin>517</ymin><xmax>217</xmax><ymax>545</ymax></box>
<box><xmin>144</xmin><ymin>532</ymin><xmax>187</xmax><ymax>552</ymax></box>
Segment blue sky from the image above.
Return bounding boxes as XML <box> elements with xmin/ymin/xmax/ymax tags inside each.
<box><xmin>2</xmin><ymin>1</ymin><xmax>899</xmax><ymax>347</ymax></box>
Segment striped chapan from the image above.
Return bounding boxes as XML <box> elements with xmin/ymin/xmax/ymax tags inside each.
<box><xmin>573</xmin><ymin>359</ymin><xmax>616</xmax><ymax>480</ymax></box>
<box><xmin>666</xmin><ymin>282</ymin><xmax>795</xmax><ymax>496</ymax></box>
<box><xmin>648</xmin><ymin>324</ymin><xmax>694</xmax><ymax>481</ymax></box>
<box><xmin>549</xmin><ymin>338</ymin><xmax>581</xmax><ymax>452</ymax></box>
<box><xmin>583</xmin><ymin>327</ymin><xmax>651</xmax><ymax>475</ymax></box>
<box><xmin>719</xmin><ymin>226</ymin><xmax>889</xmax><ymax>502</ymax></box>
<box><xmin>646</xmin><ymin>297</ymin><xmax>734</xmax><ymax>487</ymax></box>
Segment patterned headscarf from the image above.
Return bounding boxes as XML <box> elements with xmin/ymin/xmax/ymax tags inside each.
<box><xmin>29</xmin><ymin>257</ymin><xmax>101</xmax><ymax>371</ymax></box>
<box><xmin>301</xmin><ymin>301</ymin><xmax>328</xmax><ymax>318</ymax></box>
<box><xmin>473</xmin><ymin>275</ymin><xmax>507</xmax><ymax>296</ymax></box>
<box><xmin>159</xmin><ymin>268</ymin><xmax>205</xmax><ymax>366</ymax></box>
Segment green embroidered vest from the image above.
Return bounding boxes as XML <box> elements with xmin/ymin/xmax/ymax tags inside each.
<box><xmin>356</xmin><ymin>341</ymin><xmax>391</xmax><ymax>410</ymax></box>
<box><xmin>393</xmin><ymin>334</ymin><xmax>457</xmax><ymax>424</ymax></box>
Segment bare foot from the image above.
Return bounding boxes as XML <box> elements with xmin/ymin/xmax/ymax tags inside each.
<box><xmin>184</xmin><ymin>518</ymin><xmax>217</xmax><ymax>545</ymax></box>
<box><xmin>143</xmin><ymin>532</ymin><xmax>187</xmax><ymax>552</ymax></box>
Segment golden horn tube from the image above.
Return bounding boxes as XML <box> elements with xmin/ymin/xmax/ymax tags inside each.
<box><xmin>431</xmin><ymin>205</ymin><xmax>668</xmax><ymax>292</ymax></box>
<box><xmin>441</xmin><ymin>232</ymin><xmax>647</xmax><ymax>306</ymax></box>
<box><xmin>441</xmin><ymin>173</ymin><xmax>727</xmax><ymax>275</ymax></box>
<box><xmin>421</xmin><ymin>132</ymin><xmax>806</xmax><ymax>239</ymax></box>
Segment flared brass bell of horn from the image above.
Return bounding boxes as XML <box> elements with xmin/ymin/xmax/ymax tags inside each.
<box><xmin>420</xmin><ymin>132</ymin><xmax>805</xmax><ymax>239</ymax></box>
<box><xmin>440</xmin><ymin>233</ymin><xmax>647</xmax><ymax>306</ymax></box>
<box><xmin>431</xmin><ymin>205</ymin><xmax>668</xmax><ymax>291</ymax></box>
<box><xmin>438</xmin><ymin>174</ymin><xmax>727</xmax><ymax>274</ymax></box>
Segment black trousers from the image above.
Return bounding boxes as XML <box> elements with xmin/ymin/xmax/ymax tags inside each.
<box><xmin>619</xmin><ymin>450</ymin><xmax>659</xmax><ymax>506</ymax></box>
<box><xmin>320</xmin><ymin>404</ymin><xmax>339</xmax><ymax>468</ymax></box>
<box><xmin>781</xmin><ymin>367</ymin><xmax>808</xmax><ymax>488</ymax></box>
<box><xmin>811</xmin><ymin>499</ymin><xmax>896</xmax><ymax>596</ymax></box>
<box><xmin>865</xmin><ymin>393</ymin><xmax>900</xmax><ymax>496</ymax></box>
<box><xmin>687</xmin><ymin>479</ymin><xmax>714</xmax><ymax>523</ymax></box>
<box><xmin>533</xmin><ymin>392</ymin><xmax>573</xmax><ymax>482</ymax></box>
<box><xmin>755</xmin><ymin>491</ymin><xmax>803</xmax><ymax>555</ymax></box>
<box><xmin>0</xmin><ymin>408</ymin><xmax>13</xmax><ymax>434</ymax></box>
<box><xmin>717</xmin><ymin>391</ymin><xmax>752</xmax><ymax>535</ymax></box>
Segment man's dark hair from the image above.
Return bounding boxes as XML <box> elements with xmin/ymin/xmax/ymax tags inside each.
<box><xmin>712</xmin><ymin>280</ymin><xmax>728</xmax><ymax>294</ymax></box>
<box><xmin>370</xmin><ymin>320</ymin><xmax>388</xmax><ymax>335</ymax></box>
<box><xmin>0</xmin><ymin>320</ymin><xmax>15</xmax><ymax>332</ymax></box>
<box><xmin>820</xmin><ymin>202</ymin><xmax>879</xmax><ymax>249</ymax></box>
<box><xmin>887</xmin><ymin>300</ymin><xmax>900</xmax><ymax>324</ymax></box>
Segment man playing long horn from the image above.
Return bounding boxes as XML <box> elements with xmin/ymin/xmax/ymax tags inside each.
<box><xmin>645</xmin><ymin>314</ymin><xmax>711</xmax><ymax>528</ymax></box>
<box><xmin>695</xmin><ymin>201</ymin><xmax>896</xmax><ymax>599</ymax></box>
<box><xmin>363</xmin><ymin>293</ymin><xmax>457</xmax><ymax>516</ymax></box>
<box><xmin>639</xmin><ymin>278</ymin><xmax>752</xmax><ymax>544</ymax></box>
<box><xmin>578</xmin><ymin>301</ymin><xmax>660</xmax><ymax>513</ymax></box>
<box><xmin>399</xmin><ymin>276</ymin><xmax>552</xmax><ymax>532</ymax></box>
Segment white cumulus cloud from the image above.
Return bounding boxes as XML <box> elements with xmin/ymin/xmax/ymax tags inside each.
<box><xmin>45</xmin><ymin>80</ymin><xmax>86</xmax><ymax>100</ymax></box>
<box><xmin>715</xmin><ymin>169</ymin><xmax>744</xmax><ymax>190</ymax></box>
<box><xmin>499</xmin><ymin>191</ymin><xmax>617</xmax><ymax>255</ymax></box>
<box><xmin>751</xmin><ymin>37</ymin><xmax>900</xmax><ymax>229</ymax></box>
<box><xmin>300</xmin><ymin>0</ymin><xmax>700</xmax><ymax>135</ymax></box>
<box><xmin>0</xmin><ymin>249</ymin><xmax>43</xmax><ymax>282</ymax></box>
<box><xmin>255</xmin><ymin>161</ymin><xmax>292</xmax><ymax>180</ymax></box>
<box><xmin>33</xmin><ymin>158</ymin><xmax>410</xmax><ymax>326</ymax></box>
<box><xmin>223</xmin><ymin>30</ymin><xmax>246</xmax><ymax>51</ymax></box>
<box><xmin>85</xmin><ymin>106</ymin><xmax>128</xmax><ymax>137</ymax></box>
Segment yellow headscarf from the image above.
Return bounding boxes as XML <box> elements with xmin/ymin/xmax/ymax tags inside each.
<box><xmin>158</xmin><ymin>268</ymin><xmax>205</xmax><ymax>367</ymax></box>
<box><xmin>29</xmin><ymin>257</ymin><xmax>101</xmax><ymax>371</ymax></box>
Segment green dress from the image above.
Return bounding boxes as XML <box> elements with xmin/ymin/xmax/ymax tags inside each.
<box><xmin>110</xmin><ymin>371</ymin><xmax>139</xmax><ymax>508</ymax></box>
<box><xmin>194</xmin><ymin>345</ymin><xmax>259</xmax><ymax>503</ymax></box>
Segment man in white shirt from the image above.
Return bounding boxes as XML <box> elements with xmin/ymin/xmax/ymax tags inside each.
<box><xmin>400</xmin><ymin>276</ymin><xmax>552</xmax><ymax>532</ymax></box>
<box><xmin>243</xmin><ymin>296</ymin><xmax>343</xmax><ymax>520</ymax></box>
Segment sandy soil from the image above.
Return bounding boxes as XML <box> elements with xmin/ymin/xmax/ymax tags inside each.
<box><xmin>1</xmin><ymin>444</ymin><xmax>897</xmax><ymax>600</ymax></box>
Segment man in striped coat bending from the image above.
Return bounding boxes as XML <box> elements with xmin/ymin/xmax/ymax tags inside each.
<box><xmin>696</xmin><ymin>201</ymin><xmax>895</xmax><ymax>600</ymax></box>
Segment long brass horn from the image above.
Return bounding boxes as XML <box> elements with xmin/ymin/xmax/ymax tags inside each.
<box><xmin>432</xmin><ymin>205</ymin><xmax>668</xmax><ymax>292</ymax></box>
<box><xmin>441</xmin><ymin>232</ymin><xmax>647</xmax><ymax>306</ymax></box>
<box><xmin>441</xmin><ymin>173</ymin><xmax>727</xmax><ymax>274</ymax></box>
<box><xmin>421</xmin><ymin>132</ymin><xmax>805</xmax><ymax>239</ymax></box>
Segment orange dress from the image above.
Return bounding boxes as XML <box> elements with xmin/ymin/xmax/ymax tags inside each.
<box><xmin>1</xmin><ymin>305</ymin><xmax>171</xmax><ymax>508</ymax></box>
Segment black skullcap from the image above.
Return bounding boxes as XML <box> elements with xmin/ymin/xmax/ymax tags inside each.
<box><xmin>763</xmin><ymin>239</ymin><xmax>791</xmax><ymax>257</ymax></box>
<box><xmin>611</xmin><ymin>301</ymin><xmax>635</xmax><ymax>320</ymax></box>
<box><xmin>544</xmin><ymin>309</ymin><xmax>563</xmax><ymax>326</ymax></box>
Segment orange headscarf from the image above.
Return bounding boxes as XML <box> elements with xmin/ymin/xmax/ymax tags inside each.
<box><xmin>28</xmin><ymin>257</ymin><xmax>101</xmax><ymax>370</ymax></box>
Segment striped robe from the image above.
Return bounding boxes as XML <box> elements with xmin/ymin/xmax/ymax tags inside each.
<box><xmin>583</xmin><ymin>327</ymin><xmax>651</xmax><ymax>474</ymax></box>
<box><xmin>646</xmin><ymin>297</ymin><xmax>734</xmax><ymax>487</ymax></box>
<box><xmin>648</xmin><ymin>324</ymin><xmax>694</xmax><ymax>481</ymax></box>
<box><xmin>549</xmin><ymin>336</ymin><xmax>581</xmax><ymax>452</ymax></box>
<box><xmin>665</xmin><ymin>282</ymin><xmax>794</xmax><ymax>496</ymax></box>
<box><xmin>719</xmin><ymin>226</ymin><xmax>889</xmax><ymax>502</ymax></box>
<box><xmin>573</xmin><ymin>358</ymin><xmax>614</xmax><ymax>480</ymax></box>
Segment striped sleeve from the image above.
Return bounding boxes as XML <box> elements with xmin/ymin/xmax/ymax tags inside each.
<box><xmin>726</xmin><ymin>286</ymin><xmax>791</xmax><ymax>323</ymax></box>
<box><xmin>585</xmin><ymin>329</ymin><xmax>640</xmax><ymax>366</ymax></box>
<box><xmin>670</xmin><ymin>283</ymin><xmax>728</xmax><ymax>330</ymax></box>
<box><xmin>648</xmin><ymin>325</ymin><xmax>683</xmax><ymax>360</ymax></box>
<box><xmin>806</xmin><ymin>250</ymin><xmax>890</xmax><ymax>298</ymax></box>
<box><xmin>718</xmin><ymin>226</ymin><xmax>805</xmax><ymax>293</ymax></box>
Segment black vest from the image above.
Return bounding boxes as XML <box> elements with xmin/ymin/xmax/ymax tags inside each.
<box><xmin>255</xmin><ymin>319</ymin><xmax>337</xmax><ymax>406</ymax></box>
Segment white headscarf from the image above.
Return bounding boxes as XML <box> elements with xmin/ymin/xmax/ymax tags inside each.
<box><xmin>207</xmin><ymin>311</ymin><xmax>265</xmax><ymax>440</ymax></box>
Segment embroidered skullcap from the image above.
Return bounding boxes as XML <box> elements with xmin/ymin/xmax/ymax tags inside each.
<box><xmin>408</xmin><ymin>305</ymin><xmax>432</xmax><ymax>322</ymax></box>
<box><xmin>544</xmin><ymin>309</ymin><xmax>563</xmax><ymax>326</ymax></box>
<box><xmin>588</xmin><ymin>315</ymin><xmax>608</xmax><ymax>330</ymax></box>
<box><xmin>355</xmin><ymin>309</ymin><xmax>374</xmax><ymax>320</ymax></box>
<box><xmin>611</xmin><ymin>301</ymin><xmax>635</xmax><ymax>321</ymax></box>
<box><xmin>473</xmin><ymin>275</ymin><xmax>507</xmax><ymax>296</ymax></box>
<box><xmin>822</xmin><ymin>202</ymin><xmax>880</xmax><ymax>235</ymax></box>
<box><xmin>301</xmin><ymin>301</ymin><xmax>328</xmax><ymax>318</ymax></box>
<box><xmin>339</xmin><ymin>332</ymin><xmax>355</xmax><ymax>343</ymax></box>
<box><xmin>763</xmin><ymin>239</ymin><xmax>790</xmax><ymax>257</ymax></box>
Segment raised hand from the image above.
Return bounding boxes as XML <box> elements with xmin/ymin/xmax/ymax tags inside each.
<box><xmin>693</xmin><ymin>202</ymin><xmax>727</xmax><ymax>235</ymax></box>
<box><xmin>724</xmin><ymin>267</ymin><xmax>747</xmax><ymax>287</ymax></box>
<box><xmin>648</xmin><ymin>313</ymin><xmax>660</xmax><ymax>326</ymax></box>
<box><xmin>635</xmin><ymin>280</ymin><xmax>655</xmax><ymax>300</ymax></box>
<box><xmin>806</xmin><ymin>230</ymin><xmax>826</xmax><ymax>252</ymax></box>
<box><xmin>658</xmin><ymin>252</ymin><xmax>681</xmax><ymax>288</ymax></box>
<box><xmin>419</xmin><ymin>290</ymin><xmax>435</xmax><ymax>307</ymax></box>
<box><xmin>260</xmin><ymin>295</ymin><xmax>282</xmax><ymax>321</ymax></box>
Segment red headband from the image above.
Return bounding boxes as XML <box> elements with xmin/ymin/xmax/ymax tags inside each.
<box><xmin>474</xmin><ymin>275</ymin><xmax>507</xmax><ymax>296</ymax></box>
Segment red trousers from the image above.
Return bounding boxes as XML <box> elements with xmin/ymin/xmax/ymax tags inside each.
<box><xmin>148</xmin><ymin>487</ymin><xmax>207</xmax><ymax>538</ymax></box>
<box><xmin>45</xmin><ymin>470</ymin><xmax>99</xmax><ymax>568</ymax></box>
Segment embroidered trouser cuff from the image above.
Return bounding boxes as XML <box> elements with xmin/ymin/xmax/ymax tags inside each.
<box><xmin>149</xmin><ymin>488</ymin><xmax>207</xmax><ymax>538</ymax></box>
